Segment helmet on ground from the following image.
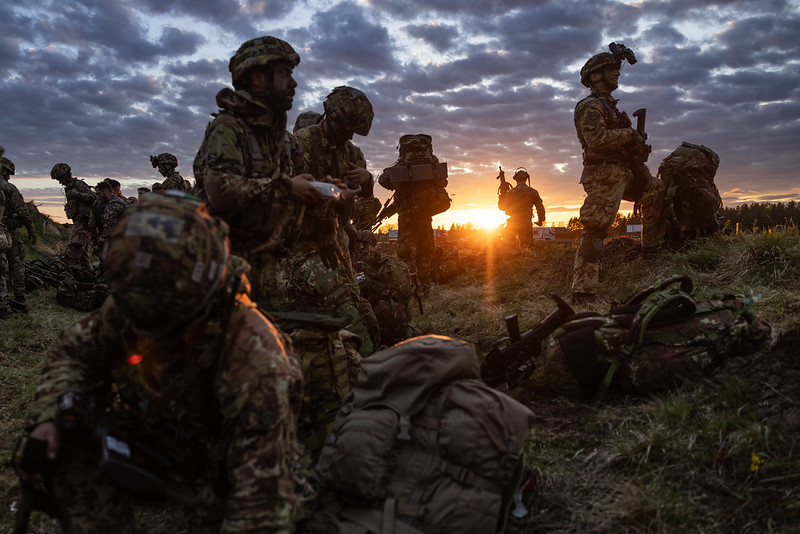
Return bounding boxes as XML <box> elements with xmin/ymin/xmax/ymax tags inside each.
<box><xmin>51</xmin><ymin>163</ymin><xmax>72</xmax><ymax>180</ymax></box>
<box><xmin>323</xmin><ymin>86</ymin><xmax>374</xmax><ymax>136</ymax></box>
<box><xmin>103</xmin><ymin>192</ymin><xmax>231</xmax><ymax>334</ymax></box>
<box><xmin>513</xmin><ymin>167</ymin><xmax>530</xmax><ymax>182</ymax></box>
<box><xmin>229</xmin><ymin>36</ymin><xmax>300</xmax><ymax>90</ymax></box>
<box><xmin>150</xmin><ymin>152</ymin><xmax>178</xmax><ymax>168</ymax></box>
<box><xmin>293</xmin><ymin>111</ymin><xmax>322</xmax><ymax>133</ymax></box>
<box><xmin>0</xmin><ymin>157</ymin><xmax>14</xmax><ymax>176</ymax></box>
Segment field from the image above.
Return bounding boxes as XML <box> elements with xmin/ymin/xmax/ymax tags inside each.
<box><xmin>2</xmin><ymin>217</ymin><xmax>800</xmax><ymax>532</ymax></box>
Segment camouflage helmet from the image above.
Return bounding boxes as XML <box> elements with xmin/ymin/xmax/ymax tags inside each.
<box><xmin>513</xmin><ymin>167</ymin><xmax>530</xmax><ymax>183</ymax></box>
<box><xmin>580</xmin><ymin>52</ymin><xmax>619</xmax><ymax>87</ymax></box>
<box><xmin>293</xmin><ymin>110</ymin><xmax>322</xmax><ymax>133</ymax></box>
<box><xmin>103</xmin><ymin>191</ymin><xmax>231</xmax><ymax>334</ymax></box>
<box><xmin>150</xmin><ymin>152</ymin><xmax>178</xmax><ymax>168</ymax></box>
<box><xmin>0</xmin><ymin>156</ymin><xmax>14</xmax><ymax>176</ymax></box>
<box><xmin>229</xmin><ymin>36</ymin><xmax>300</xmax><ymax>90</ymax></box>
<box><xmin>50</xmin><ymin>163</ymin><xmax>72</xmax><ymax>180</ymax></box>
<box><xmin>323</xmin><ymin>86</ymin><xmax>374</xmax><ymax>136</ymax></box>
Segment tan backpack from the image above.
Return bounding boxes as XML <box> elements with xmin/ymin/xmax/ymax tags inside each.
<box><xmin>304</xmin><ymin>335</ymin><xmax>534</xmax><ymax>534</ymax></box>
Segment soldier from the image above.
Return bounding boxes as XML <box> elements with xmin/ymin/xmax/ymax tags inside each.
<box><xmin>378</xmin><ymin>134</ymin><xmax>451</xmax><ymax>298</ymax></box>
<box><xmin>0</xmin><ymin>153</ymin><xmax>37</xmax><ymax>308</ymax></box>
<box><xmin>50</xmin><ymin>163</ymin><xmax>96</xmax><ymax>274</ymax></box>
<box><xmin>193</xmin><ymin>35</ymin><xmax>326</xmax><ymax>307</ymax></box>
<box><xmin>570</xmin><ymin>43</ymin><xmax>661</xmax><ymax>303</ymax></box>
<box><xmin>292</xmin><ymin>86</ymin><xmax>379</xmax><ymax>355</ymax></box>
<box><xmin>498</xmin><ymin>167</ymin><xmax>545</xmax><ymax>248</ymax></box>
<box><xmin>88</xmin><ymin>180</ymin><xmax>128</xmax><ymax>259</ymax></box>
<box><xmin>0</xmin><ymin>187</ymin><xmax>10</xmax><ymax>319</ymax></box>
<box><xmin>103</xmin><ymin>178</ymin><xmax>136</xmax><ymax>205</ymax></box>
<box><xmin>150</xmin><ymin>152</ymin><xmax>188</xmax><ymax>193</ymax></box>
<box><xmin>293</xmin><ymin>110</ymin><xmax>321</xmax><ymax>134</ymax></box>
<box><xmin>15</xmin><ymin>193</ymin><xmax>314</xmax><ymax>532</ymax></box>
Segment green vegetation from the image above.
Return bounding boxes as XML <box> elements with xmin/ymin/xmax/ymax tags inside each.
<box><xmin>2</xmin><ymin>221</ymin><xmax>799</xmax><ymax>532</ymax></box>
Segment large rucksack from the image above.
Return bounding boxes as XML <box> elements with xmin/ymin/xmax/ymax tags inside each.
<box><xmin>360</xmin><ymin>251</ymin><xmax>415</xmax><ymax>346</ymax></box>
<box><xmin>540</xmin><ymin>276</ymin><xmax>772</xmax><ymax>399</ymax></box>
<box><xmin>305</xmin><ymin>336</ymin><xmax>534</xmax><ymax>534</ymax></box>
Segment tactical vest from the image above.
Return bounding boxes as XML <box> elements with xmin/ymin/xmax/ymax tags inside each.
<box><xmin>574</xmin><ymin>93</ymin><xmax>633</xmax><ymax>156</ymax></box>
<box><xmin>305</xmin><ymin>336</ymin><xmax>534</xmax><ymax>534</ymax></box>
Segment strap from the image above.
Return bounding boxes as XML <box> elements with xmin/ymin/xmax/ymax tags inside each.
<box><xmin>625</xmin><ymin>275</ymin><xmax>693</xmax><ymax>306</ymax></box>
<box><xmin>339</xmin><ymin>505</ymin><xmax>424</xmax><ymax>534</ymax></box>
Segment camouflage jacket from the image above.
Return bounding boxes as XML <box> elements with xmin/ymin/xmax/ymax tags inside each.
<box><xmin>26</xmin><ymin>296</ymin><xmax>314</xmax><ymax>531</ymax></box>
<box><xmin>89</xmin><ymin>197</ymin><xmax>128</xmax><ymax>245</ymax></box>
<box><xmin>193</xmin><ymin>88</ymin><xmax>301</xmax><ymax>247</ymax></box>
<box><xmin>498</xmin><ymin>183</ymin><xmax>545</xmax><ymax>221</ymax></box>
<box><xmin>0</xmin><ymin>179</ymin><xmax>33</xmax><ymax>231</ymax></box>
<box><xmin>574</xmin><ymin>91</ymin><xmax>639</xmax><ymax>166</ymax></box>
<box><xmin>161</xmin><ymin>169</ymin><xmax>188</xmax><ymax>192</ymax></box>
<box><xmin>64</xmin><ymin>177</ymin><xmax>97</xmax><ymax>224</ymax></box>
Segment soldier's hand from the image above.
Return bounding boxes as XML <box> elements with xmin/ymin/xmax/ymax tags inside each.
<box><xmin>27</xmin><ymin>228</ymin><xmax>37</xmax><ymax>245</ymax></box>
<box><xmin>343</xmin><ymin>163</ymin><xmax>372</xmax><ymax>186</ymax></box>
<box><xmin>358</xmin><ymin>230</ymin><xmax>378</xmax><ymax>247</ymax></box>
<box><xmin>340</xmin><ymin>184</ymin><xmax>362</xmax><ymax>202</ymax></box>
<box><xmin>290</xmin><ymin>174</ymin><xmax>323</xmax><ymax>204</ymax></box>
<box><xmin>17</xmin><ymin>422</ymin><xmax>60</xmax><ymax>487</ymax></box>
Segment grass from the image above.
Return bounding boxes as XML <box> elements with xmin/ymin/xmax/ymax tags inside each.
<box><xmin>2</xmin><ymin>224</ymin><xmax>800</xmax><ymax>532</ymax></box>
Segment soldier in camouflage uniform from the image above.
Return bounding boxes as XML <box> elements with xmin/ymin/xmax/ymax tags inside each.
<box><xmin>51</xmin><ymin>163</ymin><xmax>97</xmax><ymax>274</ymax></box>
<box><xmin>498</xmin><ymin>168</ymin><xmax>545</xmax><ymax>248</ymax></box>
<box><xmin>88</xmin><ymin>181</ymin><xmax>128</xmax><ymax>259</ymax></box>
<box><xmin>293</xmin><ymin>111</ymin><xmax>322</xmax><ymax>134</ymax></box>
<box><xmin>1</xmin><ymin>154</ymin><xmax>36</xmax><ymax>307</ymax></box>
<box><xmin>292</xmin><ymin>86</ymin><xmax>380</xmax><ymax>355</ymax></box>
<box><xmin>193</xmin><ymin>35</ymin><xmax>326</xmax><ymax>307</ymax></box>
<box><xmin>571</xmin><ymin>45</ymin><xmax>661</xmax><ymax>303</ymax></box>
<box><xmin>150</xmin><ymin>152</ymin><xmax>188</xmax><ymax>193</ymax></box>
<box><xmin>17</xmin><ymin>193</ymin><xmax>314</xmax><ymax>532</ymax></box>
<box><xmin>0</xmin><ymin>187</ymin><xmax>9</xmax><ymax>319</ymax></box>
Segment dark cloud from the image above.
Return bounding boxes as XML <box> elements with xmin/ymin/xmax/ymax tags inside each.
<box><xmin>402</xmin><ymin>23</ymin><xmax>459</xmax><ymax>53</ymax></box>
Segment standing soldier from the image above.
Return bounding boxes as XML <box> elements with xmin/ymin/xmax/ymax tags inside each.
<box><xmin>378</xmin><ymin>134</ymin><xmax>450</xmax><ymax>298</ymax></box>
<box><xmin>498</xmin><ymin>167</ymin><xmax>546</xmax><ymax>248</ymax></box>
<box><xmin>150</xmin><ymin>152</ymin><xmax>188</xmax><ymax>193</ymax></box>
<box><xmin>0</xmin><ymin>186</ymin><xmax>9</xmax><ymax>319</ymax></box>
<box><xmin>570</xmin><ymin>43</ymin><xmax>661</xmax><ymax>303</ymax></box>
<box><xmin>50</xmin><ymin>163</ymin><xmax>96</xmax><ymax>274</ymax></box>
<box><xmin>193</xmin><ymin>35</ymin><xmax>325</xmax><ymax>307</ymax></box>
<box><xmin>89</xmin><ymin>181</ymin><xmax>128</xmax><ymax>260</ymax></box>
<box><xmin>293</xmin><ymin>86</ymin><xmax>379</xmax><ymax>355</ymax></box>
<box><xmin>0</xmin><ymin>153</ymin><xmax>37</xmax><ymax>308</ymax></box>
<box><xmin>14</xmin><ymin>193</ymin><xmax>314</xmax><ymax>532</ymax></box>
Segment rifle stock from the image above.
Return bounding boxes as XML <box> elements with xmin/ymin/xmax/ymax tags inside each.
<box><xmin>481</xmin><ymin>294</ymin><xmax>574</xmax><ymax>390</ymax></box>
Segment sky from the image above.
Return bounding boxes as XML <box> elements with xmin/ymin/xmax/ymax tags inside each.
<box><xmin>2</xmin><ymin>0</ymin><xmax>799</xmax><ymax>228</ymax></box>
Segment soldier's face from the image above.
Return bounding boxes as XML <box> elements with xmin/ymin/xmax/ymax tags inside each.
<box><xmin>270</xmin><ymin>63</ymin><xmax>297</xmax><ymax>111</ymax></box>
<box><xmin>603</xmin><ymin>66</ymin><xmax>620</xmax><ymax>90</ymax></box>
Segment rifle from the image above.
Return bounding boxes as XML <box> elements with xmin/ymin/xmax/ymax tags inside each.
<box><xmin>623</xmin><ymin>108</ymin><xmax>653</xmax><ymax>203</ymax></box>
<box><xmin>480</xmin><ymin>294</ymin><xmax>575</xmax><ymax>390</ymax></box>
<box><xmin>496</xmin><ymin>166</ymin><xmax>511</xmax><ymax>196</ymax></box>
<box><xmin>371</xmin><ymin>197</ymin><xmax>397</xmax><ymax>232</ymax></box>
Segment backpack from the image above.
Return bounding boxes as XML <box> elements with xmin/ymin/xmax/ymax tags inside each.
<box><xmin>56</xmin><ymin>274</ymin><xmax>109</xmax><ymax>311</ymax></box>
<box><xmin>658</xmin><ymin>142</ymin><xmax>722</xmax><ymax>234</ymax></box>
<box><xmin>305</xmin><ymin>336</ymin><xmax>535</xmax><ymax>534</ymax></box>
<box><xmin>360</xmin><ymin>251</ymin><xmax>414</xmax><ymax>345</ymax></box>
<box><xmin>540</xmin><ymin>276</ymin><xmax>772</xmax><ymax>399</ymax></box>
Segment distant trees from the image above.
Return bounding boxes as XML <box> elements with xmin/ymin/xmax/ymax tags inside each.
<box><xmin>719</xmin><ymin>201</ymin><xmax>800</xmax><ymax>230</ymax></box>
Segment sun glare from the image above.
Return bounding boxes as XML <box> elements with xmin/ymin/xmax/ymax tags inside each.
<box><xmin>432</xmin><ymin>209</ymin><xmax>507</xmax><ymax>230</ymax></box>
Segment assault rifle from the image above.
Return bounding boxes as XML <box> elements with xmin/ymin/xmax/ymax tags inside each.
<box><xmin>371</xmin><ymin>197</ymin><xmax>397</xmax><ymax>232</ymax></box>
<box><xmin>496</xmin><ymin>166</ymin><xmax>512</xmax><ymax>196</ymax></box>
<box><xmin>481</xmin><ymin>294</ymin><xmax>575</xmax><ymax>390</ymax></box>
<box><xmin>623</xmin><ymin>108</ymin><xmax>653</xmax><ymax>203</ymax></box>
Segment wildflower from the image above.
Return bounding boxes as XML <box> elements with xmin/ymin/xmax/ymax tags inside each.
<box><xmin>750</xmin><ymin>452</ymin><xmax>766</xmax><ymax>472</ymax></box>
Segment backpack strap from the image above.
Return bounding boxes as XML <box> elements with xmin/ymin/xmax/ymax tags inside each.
<box><xmin>596</xmin><ymin>290</ymin><xmax>697</xmax><ymax>400</ymax></box>
<box><xmin>624</xmin><ymin>275</ymin><xmax>693</xmax><ymax>306</ymax></box>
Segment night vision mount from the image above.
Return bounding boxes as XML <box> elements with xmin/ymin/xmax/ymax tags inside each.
<box><xmin>609</xmin><ymin>42</ymin><xmax>637</xmax><ymax>66</ymax></box>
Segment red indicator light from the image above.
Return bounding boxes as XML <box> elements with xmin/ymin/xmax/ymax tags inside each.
<box><xmin>127</xmin><ymin>354</ymin><xmax>143</xmax><ymax>365</ymax></box>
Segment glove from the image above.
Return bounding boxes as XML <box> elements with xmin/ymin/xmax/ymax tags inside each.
<box><xmin>318</xmin><ymin>218</ymin><xmax>344</xmax><ymax>270</ymax></box>
<box><xmin>27</xmin><ymin>227</ymin><xmax>37</xmax><ymax>245</ymax></box>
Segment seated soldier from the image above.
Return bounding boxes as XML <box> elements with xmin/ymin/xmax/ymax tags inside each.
<box><xmin>15</xmin><ymin>193</ymin><xmax>314</xmax><ymax>532</ymax></box>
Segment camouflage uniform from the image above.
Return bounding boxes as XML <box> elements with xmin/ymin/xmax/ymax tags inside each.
<box><xmin>51</xmin><ymin>165</ymin><xmax>96</xmax><ymax>273</ymax></box>
<box><xmin>194</xmin><ymin>87</ymin><xmax>300</xmax><ymax>307</ymax></box>
<box><xmin>89</xmin><ymin>195</ymin><xmax>128</xmax><ymax>256</ymax></box>
<box><xmin>571</xmin><ymin>50</ymin><xmax>660</xmax><ymax>297</ymax></box>
<box><xmin>498</xmin><ymin>171</ymin><xmax>545</xmax><ymax>247</ymax></box>
<box><xmin>1</xmin><ymin>174</ymin><xmax>35</xmax><ymax>301</ymax></box>
<box><xmin>23</xmin><ymin>193</ymin><xmax>315</xmax><ymax>532</ymax></box>
<box><xmin>0</xmin><ymin>188</ymin><xmax>10</xmax><ymax>317</ymax></box>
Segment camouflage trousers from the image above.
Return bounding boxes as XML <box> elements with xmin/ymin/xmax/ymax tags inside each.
<box><xmin>284</xmin><ymin>247</ymin><xmax>378</xmax><ymax>357</ymax></box>
<box><xmin>504</xmin><ymin>216</ymin><xmax>533</xmax><ymax>248</ymax></box>
<box><xmin>290</xmin><ymin>326</ymin><xmax>361</xmax><ymax>461</ymax></box>
<box><xmin>572</xmin><ymin>163</ymin><xmax>659</xmax><ymax>294</ymax></box>
<box><xmin>0</xmin><ymin>247</ymin><xmax>8</xmax><ymax>313</ymax></box>
<box><xmin>64</xmin><ymin>223</ymin><xmax>92</xmax><ymax>273</ymax></box>
<box><xmin>397</xmin><ymin>212</ymin><xmax>435</xmax><ymax>293</ymax></box>
<box><xmin>4</xmin><ymin>230</ymin><xmax>26</xmax><ymax>298</ymax></box>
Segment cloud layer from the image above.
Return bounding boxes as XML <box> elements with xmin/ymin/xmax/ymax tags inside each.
<box><xmin>3</xmin><ymin>0</ymin><xmax>799</xmax><ymax>222</ymax></box>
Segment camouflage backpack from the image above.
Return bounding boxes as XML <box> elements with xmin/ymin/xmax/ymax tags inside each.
<box><xmin>659</xmin><ymin>142</ymin><xmax>722</xmax><ymax>233</ymax></box>
<box><xmin>305</xmin><ymin>336</ymin><xmax>534</xmax><ymax>534</ymax></box>
<box><xmin>539</xmin><ymin>276</ymin><xmax>772</xmax><ymax>399</ymax></box>
<box><xmin>56</xmin><ymin>273</ymin><xmax>109</xmax><ymax>312</ymax></box>
<box><xmin>360</xmin><ymin>251</ymin><xmax>414</xmax><ymax>346</ymax></box>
